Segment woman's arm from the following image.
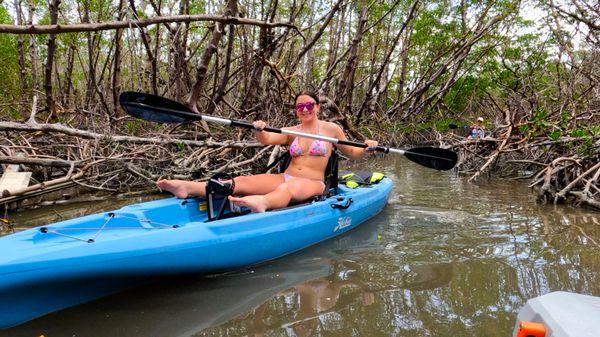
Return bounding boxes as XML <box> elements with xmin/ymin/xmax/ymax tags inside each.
<box><xmin>332</xmin><ymin>124</ymin><xmax>377</xmax><ymax>159</ymax></box>
<box><xmin>252</xmin><ymin>120</ymin><xmax>290</xmax><ymax>145</ymax></box>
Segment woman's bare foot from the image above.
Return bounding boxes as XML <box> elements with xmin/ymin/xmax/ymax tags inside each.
<box><xmin>228</xmin><ymin>195</ymin><xmax>269</xmax><ymax>213</ymax></box>
<box><xmin>156</xmin><ymin>179</ymin><xmax>204</xmax><ymax>199</ymax></box>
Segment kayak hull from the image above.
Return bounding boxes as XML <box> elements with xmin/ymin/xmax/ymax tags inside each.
<box><xmin>0</xmin><ymin>178</ymin><xmax>393</xmax><ymax>328</ymax></box>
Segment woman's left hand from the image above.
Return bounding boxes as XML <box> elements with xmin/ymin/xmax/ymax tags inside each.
<box><xmin>364</xmin><ymin>139</ymin><xmax>379</xmax><ymax>153</ymax></box>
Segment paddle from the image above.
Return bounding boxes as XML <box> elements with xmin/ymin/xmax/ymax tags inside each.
<box><xmin>119</xmin><ymin>91</ymin><xmax>458</xmax><ymax>171</ymax></box>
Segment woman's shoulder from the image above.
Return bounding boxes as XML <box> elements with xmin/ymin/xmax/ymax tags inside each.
<box><xmin>319</xmin><ymin>120</ymin><xmax>342</xmax><ymax>131</ymax></box>
<box><xmin>282</xmin><ymin>124</ymin><xmax>302</xmax><ymax>131</ymax></box>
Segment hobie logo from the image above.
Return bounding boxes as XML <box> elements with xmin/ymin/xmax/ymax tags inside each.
<box><xmin>334</xmin><ymin>217</ymin><xmax>352</xmax><ymax>232</ymax></box>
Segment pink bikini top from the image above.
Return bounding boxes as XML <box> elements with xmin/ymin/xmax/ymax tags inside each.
<box><xmin>289</xmin><ymin>124</ymin><xmax>328</xmax><ymax>157</ymax></box>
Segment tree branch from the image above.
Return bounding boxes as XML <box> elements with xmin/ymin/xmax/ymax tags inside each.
<box><xmin>0</xmin><ymin>121</ymin><xmax>263</xmax><ymax>148</ymax></box>
<box><xmin>0</xmin><ymin>14</ymin><xmax>298</xmax><ymax>34</ymax></box>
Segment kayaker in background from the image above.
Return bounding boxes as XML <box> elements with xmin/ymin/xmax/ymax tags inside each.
<box><xmin>157</xmin><ymin>91</ymin><xmax>378</xmax><ymax>212</ymax></box>
<box><xmin>468</xmin><ymin>117</ymin><xmax>486</xmax><ymax>139</ymax></box>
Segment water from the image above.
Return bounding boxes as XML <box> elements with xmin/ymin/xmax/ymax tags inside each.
<box><xmin>1</xmin><ymin>156</ymin><xmax>599</xmax><ymax>337</ymax></box>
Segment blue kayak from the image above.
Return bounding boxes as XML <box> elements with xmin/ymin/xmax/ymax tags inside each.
<box><xmin>0</xmin><ymin>177</ymin><xmax>392</xmax><ymax>328</ymax></box>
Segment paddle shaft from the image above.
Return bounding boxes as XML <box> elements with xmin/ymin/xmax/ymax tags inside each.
<box><xmin>129</xmin><ymin>101</ymin><xmax>404</xmax><ymax>155</ymax></box>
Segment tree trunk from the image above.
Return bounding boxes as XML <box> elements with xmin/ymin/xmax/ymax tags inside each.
<box><xmin>112</xmin><ymin>0</ymin><xmax>126</xmax><ymax>111</ymax></box>
<box><xmin>335</xmin><ymin>4</ymin><xmax>368</xmax><ymax>116</ymax></box>
<box><xmin>15</xmin><ymin>0</ymin><xmax>28</xmax><ymax>113</ymax></box>
<box><xmin>188</xmin><ymin>0</ymin><xmax>238</xmax><ymax>113</ymax></box>
<box><xmin>44</xmin><ymin>0</ymin><xmax>60</xmax><ymax>120</ymax></box>
<box><xmin>240</xmin><ymin>0</ymin><xmax>278</xmax><ymax>118</ymax></box>
<box><xmin>206</xmin><ymin>21</ymin><xmax>237</xmax><ymax>115</ymax></box>
<box><xmin>128</xmin><ymin>0</ymin><xmax>158</xmax><ymax>95</ymax></box>
<box><xmin>355</xmin><ymin>0</ymin><xmax>419</xmax><ymax>125</ymax></box>
<box><xmin>82</xmin><ymin>0</ymin><xmax>97</xmax><ymax>110</ymax></box>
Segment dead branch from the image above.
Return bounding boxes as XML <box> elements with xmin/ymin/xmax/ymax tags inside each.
<box><xmin>468</xmin><ymin>125</ymin><xmax>513</xmax><ymax>182</ymax></box>
<box><xmin>556</xmin><ymin>161</ymin><xmax>600</xmax><ymax>200</ymax></box>
<box><xmin>1</xmin><ymin>163</ymin><xmax>91</xmax><ymax>198</ymax></box>
<box><xmin>0</xmin><ymin>121</ymin><xmax>263</xmax><ymax>148</ymax></box>
<box><xmin>0</xmin><ymin>156</ymin><xmax>84</xmax><ymax>168</ymax></box>
<box><xmin>0</xmin><ymin>14</ymin><xmax>298</xmax><ymax>34</ymax></box>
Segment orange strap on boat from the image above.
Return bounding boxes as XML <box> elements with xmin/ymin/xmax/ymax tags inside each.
<box><xmin>516</xmin><ymin>321</ymin><xmax>546</xmax><ymax>337</ymax></box>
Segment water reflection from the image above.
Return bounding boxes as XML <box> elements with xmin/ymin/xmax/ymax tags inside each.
<box><xmin>2</xmin><ymin>157</ymin><xmax>600</xmax><ymax>336</ymax></box>
<box><xmin>197</xmin><ymin>259</ymin><xmax>455</xmax><ymax>337</ymax></box>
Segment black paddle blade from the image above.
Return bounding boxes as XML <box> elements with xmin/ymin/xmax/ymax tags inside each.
<box><xmin>119</xmin><ymin>91</ymin><xmax>198</xmax><ymax>123</ymax></box>
<box><xmin>404</xmin><ymin>147</ymin><xmax>458</xmax><ymax>171</ymax></box>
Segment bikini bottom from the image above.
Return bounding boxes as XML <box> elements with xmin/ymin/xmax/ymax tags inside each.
<box><xmin>283</xmin><ymin>173</ymin><xmax>326</xmax><ymax>193</ymax></box>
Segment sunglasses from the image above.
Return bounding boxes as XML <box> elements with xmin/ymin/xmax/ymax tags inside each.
<box><xmin>295</xmin><ymin>102</ymin><xmax>316</xmax><ymax>112</ymax></box>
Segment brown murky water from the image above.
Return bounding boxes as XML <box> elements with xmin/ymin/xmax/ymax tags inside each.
<box><xmin>1</xmin><ymin>156</ymin><xmax>599</xmax><ymax>337</ymax></box>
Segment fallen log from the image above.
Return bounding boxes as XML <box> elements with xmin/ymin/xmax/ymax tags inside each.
<box><xmin>0</xmin><ymin>121</ymin><xmax>263</xmax><ymax>149</ymax></box>
<box><xmin>0</xmin><ymin>156</ymin><xmax>84</xmax><ymax>168</ymax></box>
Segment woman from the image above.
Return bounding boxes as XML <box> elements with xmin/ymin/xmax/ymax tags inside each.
<box><xmin>157</xmin><ymin>91</ymin><xmax>378</xmax><ymax>212</ymax></box>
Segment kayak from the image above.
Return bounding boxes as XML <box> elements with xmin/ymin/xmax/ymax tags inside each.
<box><xmin>514</xmin><ymin>291</ymin><xmax>600</xmax><ymax>337</ymax></box>
<box><xmin>0</xmin><ymin>177</ymin><xmax>393</xmax><ymax>328</ymax></box>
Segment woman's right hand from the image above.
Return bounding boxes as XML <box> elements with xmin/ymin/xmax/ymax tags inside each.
<box><xmin>253</xmin><ymin>120</ymin><xmax>267</xmax><ymax>132</ymax></box>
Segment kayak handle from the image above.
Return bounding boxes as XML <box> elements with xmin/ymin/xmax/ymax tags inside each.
<box><xmin>331</xmin><ymin>198</ymin><xmax>353</xmax><ymax>210</ymax></box>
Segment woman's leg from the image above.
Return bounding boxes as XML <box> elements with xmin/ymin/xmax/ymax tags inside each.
<box><xmin>156</xmin><ymin>174</ymin><xmax>284</xmax><ymax>199</ymax></box>
<box><xmin>228</xmin><ymin>178</ymin><xmax>324</xmax><ymax>213</ymax></box>
<box><xmin>156</xmin><ymin>180</ymin><xmax>205</xmax><ymax>199</ymax></box>
<box><xmin>231</xmin><ymin>174</ymin><xmax>286</xmax><ymax>195</ymax></box>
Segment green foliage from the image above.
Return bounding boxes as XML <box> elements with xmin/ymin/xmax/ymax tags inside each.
<box><xmin>389</xmin><ymin>118</ymin><xmax>465</xmax><ymax>135</ymax></box>
<box><xmin>0</xmin><ymin>5</ymin><xmax>20</xmax><ymax>105</ymax></box>
<box><xmin>519</xmin><ymin>124</ymin><xmax>530</xmax><ymax>134</ymax></box>
<box><xmin>125</xmin><ymin>121</ymin><xmax>143</xmax><ymax>135</ymax></box>
<box><xmin>576</xmin><ymin>136</ymin><xmax>594</xmax><ymax>156</ymax></box>
<box><xmin>564</xmin><ymin>129</ymin><xmax>595</xmax><ymax>156</ymax></box>
<box><xmin>189</xmin><ymin>0</ymin><xmax>207</xmax><ymax>15</ymax></box>
<box><xmin>434</xmin><ymin>118</ymin><xmax>464</xmax><ymax>132</ymax></box>
<box><xmin>548</xmin><ymin>130</ymin><xmax>561</xmax><ymax>140</ymax></box>
<box><xmin>570</xmin><ymin>129</ymin><xmax>587</xmax><ymax>138</ymax></box>
<box><xmin>444</xmin><ymin>75</ymin><xmax>493</xmax><ymax>113</ymax></box>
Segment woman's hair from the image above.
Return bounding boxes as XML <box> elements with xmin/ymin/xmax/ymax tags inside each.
<box><xmin>294</xmin><ymin>91</ymin><xmax>320</xmax><ymax>104</ymax></box>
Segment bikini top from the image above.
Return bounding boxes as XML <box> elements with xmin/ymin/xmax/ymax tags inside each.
<box><xmin>289</xmin><ymin>123</ymin><xmax>328</xmax><ymax>157</ymax></box>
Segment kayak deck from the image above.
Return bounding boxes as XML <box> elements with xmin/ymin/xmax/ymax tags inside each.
<box><xmin>1</xmin><ymin>198</ymin><xmax>207</xmax><ymax>265</ymax></box>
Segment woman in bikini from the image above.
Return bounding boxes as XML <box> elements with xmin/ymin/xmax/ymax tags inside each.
<box><xmin>156</xmin><ymin>91</ymin><xmax>378</xmax><ymax>213</ymax></box>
